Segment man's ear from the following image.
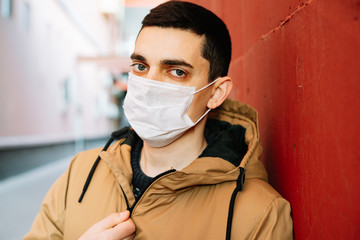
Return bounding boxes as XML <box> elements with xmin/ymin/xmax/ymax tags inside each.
<box><xmin>207</xmin><ymin>76</ymin><xmax>233</xmax><ymax>109</ymax></box>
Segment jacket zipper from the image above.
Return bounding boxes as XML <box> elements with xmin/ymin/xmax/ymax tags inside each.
<box><xmin>127</xmin><ymin>168</ymin><xmax>176</xmax><ymax>215</ymax></box>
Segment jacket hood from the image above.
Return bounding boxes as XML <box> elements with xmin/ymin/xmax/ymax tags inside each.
<box><xmin>206</xmin><ymin>98</ymin><xmax>267</xmax><ymax>181</ymax></box>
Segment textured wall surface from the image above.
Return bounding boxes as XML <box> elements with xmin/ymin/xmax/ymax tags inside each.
<box><xmin>189</xmin><ymin>0</ymin><xmax>360</xmax><ymax>238</ymax></box>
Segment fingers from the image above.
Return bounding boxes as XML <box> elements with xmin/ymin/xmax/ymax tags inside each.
<box><xmin>107</xmin><ymin>218</ymin><xmax>136</xmax><ymax>239</ymax></box>
<box><xmin>92</xmin><ymin>211</ymin><xmax>130</xmax><ymax>231</ymax></box>
<box><xmin>79</xmin><ymin>211</ymin><xmax>135</xmax><ymax>240</ymax></box>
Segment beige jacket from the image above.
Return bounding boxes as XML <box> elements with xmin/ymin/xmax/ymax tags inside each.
<box><xmin>24</xmin><ymin>99</ymin><xmax>293</xmax><ymax>239</ymax></box>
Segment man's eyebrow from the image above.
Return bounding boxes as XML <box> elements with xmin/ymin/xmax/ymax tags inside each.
<box><xmin>161</xmin><ymin>59</ymin><xmax>193</xmax><ymax>68</ymax></box>
<box><xmin>130</xmin><ymin>53</ymin><xmax>146</xmax><ymax>62</ymax></box>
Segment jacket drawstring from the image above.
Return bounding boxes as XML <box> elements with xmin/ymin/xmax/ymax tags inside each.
<box><xmin>120</xmin><ymin>185</ymin><xmax>131</xmax><ymax>210</ymax></box>
<box><xmin>226</xmin><ymin>167</ymin><xmax>246</xmax><ymax>240</ymax></box>
<box><xmin>78</xmin><ymin>127</ymin><xmax>131</xmax><ymax>203</ymax></box>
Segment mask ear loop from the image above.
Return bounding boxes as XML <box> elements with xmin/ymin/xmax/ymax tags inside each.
<box><xmin>192</xmin><ymin>77</ymin><xmax>221</xmax><ymax>94</ymax></box>
<box><xmin>192</xmin><ymin>108</ymin><xmax>212</xmax><ymax>125</ymax></box>
<box><xmin>190</xmin><ymin>77</ymin><xmax>222</xmax><ymax>125</ymax></box>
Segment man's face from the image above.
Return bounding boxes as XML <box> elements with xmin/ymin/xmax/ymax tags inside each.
<box><xmin>130</xmin><ymin>26</ymin><xmax>212</xmax><ymax>122</ymax></box>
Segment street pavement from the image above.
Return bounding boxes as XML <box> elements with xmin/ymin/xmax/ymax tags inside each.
<box><xmin>0</xmin><ymin>157</ymin><xmax>71</xmax><ymax>240</ymax></box>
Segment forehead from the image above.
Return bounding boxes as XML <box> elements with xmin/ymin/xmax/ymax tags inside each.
<box><xmin>134</xmin><ymin>27</ymin><xmax>207</xmax><ymax>65</ymax></box>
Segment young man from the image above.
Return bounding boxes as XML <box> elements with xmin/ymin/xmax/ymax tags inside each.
<box><xmin>25</xmin><ymin>1</ymin><xmax>293</xmax><ymax>239</ymax></box>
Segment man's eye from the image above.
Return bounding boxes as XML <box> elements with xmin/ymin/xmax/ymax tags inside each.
<box><xmin>170</xmin><ymin>69</ymin><xmax>186</xmax><ymax>77</ymax></box>
<box><xmin>133</xmin><ymin>63</ymin><xmax>147</xmax><ymax>72</ymax></box>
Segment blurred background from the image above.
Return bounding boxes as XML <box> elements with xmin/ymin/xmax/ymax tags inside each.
<box><xmin>0</xmin><ymin>0</ymin><xmax>166</xmax><ymax>239</ymax></box>
<box><xmin>1</xmin><ymin>0</ymin><xmax>360</xmax><ymax>239</ymax></box>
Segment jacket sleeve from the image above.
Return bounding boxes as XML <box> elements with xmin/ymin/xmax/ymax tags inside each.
<box><xmin>23</xmin><ymin>157</ymin><xmax>76</xmax><ymax>240</ymax></box>
<box><xmin>250</xmin><ymin>197</ymin><xmax>293</xmax><ymax>240</ymax></box>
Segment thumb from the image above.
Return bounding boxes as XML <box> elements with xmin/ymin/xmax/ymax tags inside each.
<box><xmin>92</xmin><ymin>211</ymin><xmax>130</xmax><ymax>231</ymax></box>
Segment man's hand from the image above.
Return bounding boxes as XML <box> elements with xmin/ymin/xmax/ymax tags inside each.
<box><xmin>79</xmin><ymin>211</ymin><xmax>135</xmax><ymax>240</ymax></box>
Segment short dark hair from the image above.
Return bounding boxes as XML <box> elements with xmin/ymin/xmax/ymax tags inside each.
<box><xmin>141</xmin><ymin>1</ymin><xmax>232</xmax><ymax>82</ymax></box>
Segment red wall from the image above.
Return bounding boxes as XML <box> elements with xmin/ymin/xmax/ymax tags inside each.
<box><xmin>189</xmin><ymin>0</ymin><xmax>360</xmax><ymax>239</ymax></box>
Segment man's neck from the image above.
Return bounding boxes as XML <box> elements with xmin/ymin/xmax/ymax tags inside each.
<box><xmin>140</xmin><ymin>118</ymin><xmax>208</xmax><ymax>177</ymax></box>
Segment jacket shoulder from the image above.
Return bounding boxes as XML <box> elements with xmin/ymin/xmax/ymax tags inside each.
<box><xmin>232</xmin><ymin>179</ymin><xmax>293</xmax><ymax>239</ymax></box>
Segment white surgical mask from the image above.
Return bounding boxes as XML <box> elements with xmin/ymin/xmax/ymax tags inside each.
<box><xmin>123</xmin><ymin>72</ymin><xmax>219</xmax><ymax>147</ymax></box>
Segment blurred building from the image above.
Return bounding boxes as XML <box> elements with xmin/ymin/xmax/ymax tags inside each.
<box><xmin>0</xmin><ymin>0</ymin><xmax>166</xmax><ymax>179</ymax></box>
